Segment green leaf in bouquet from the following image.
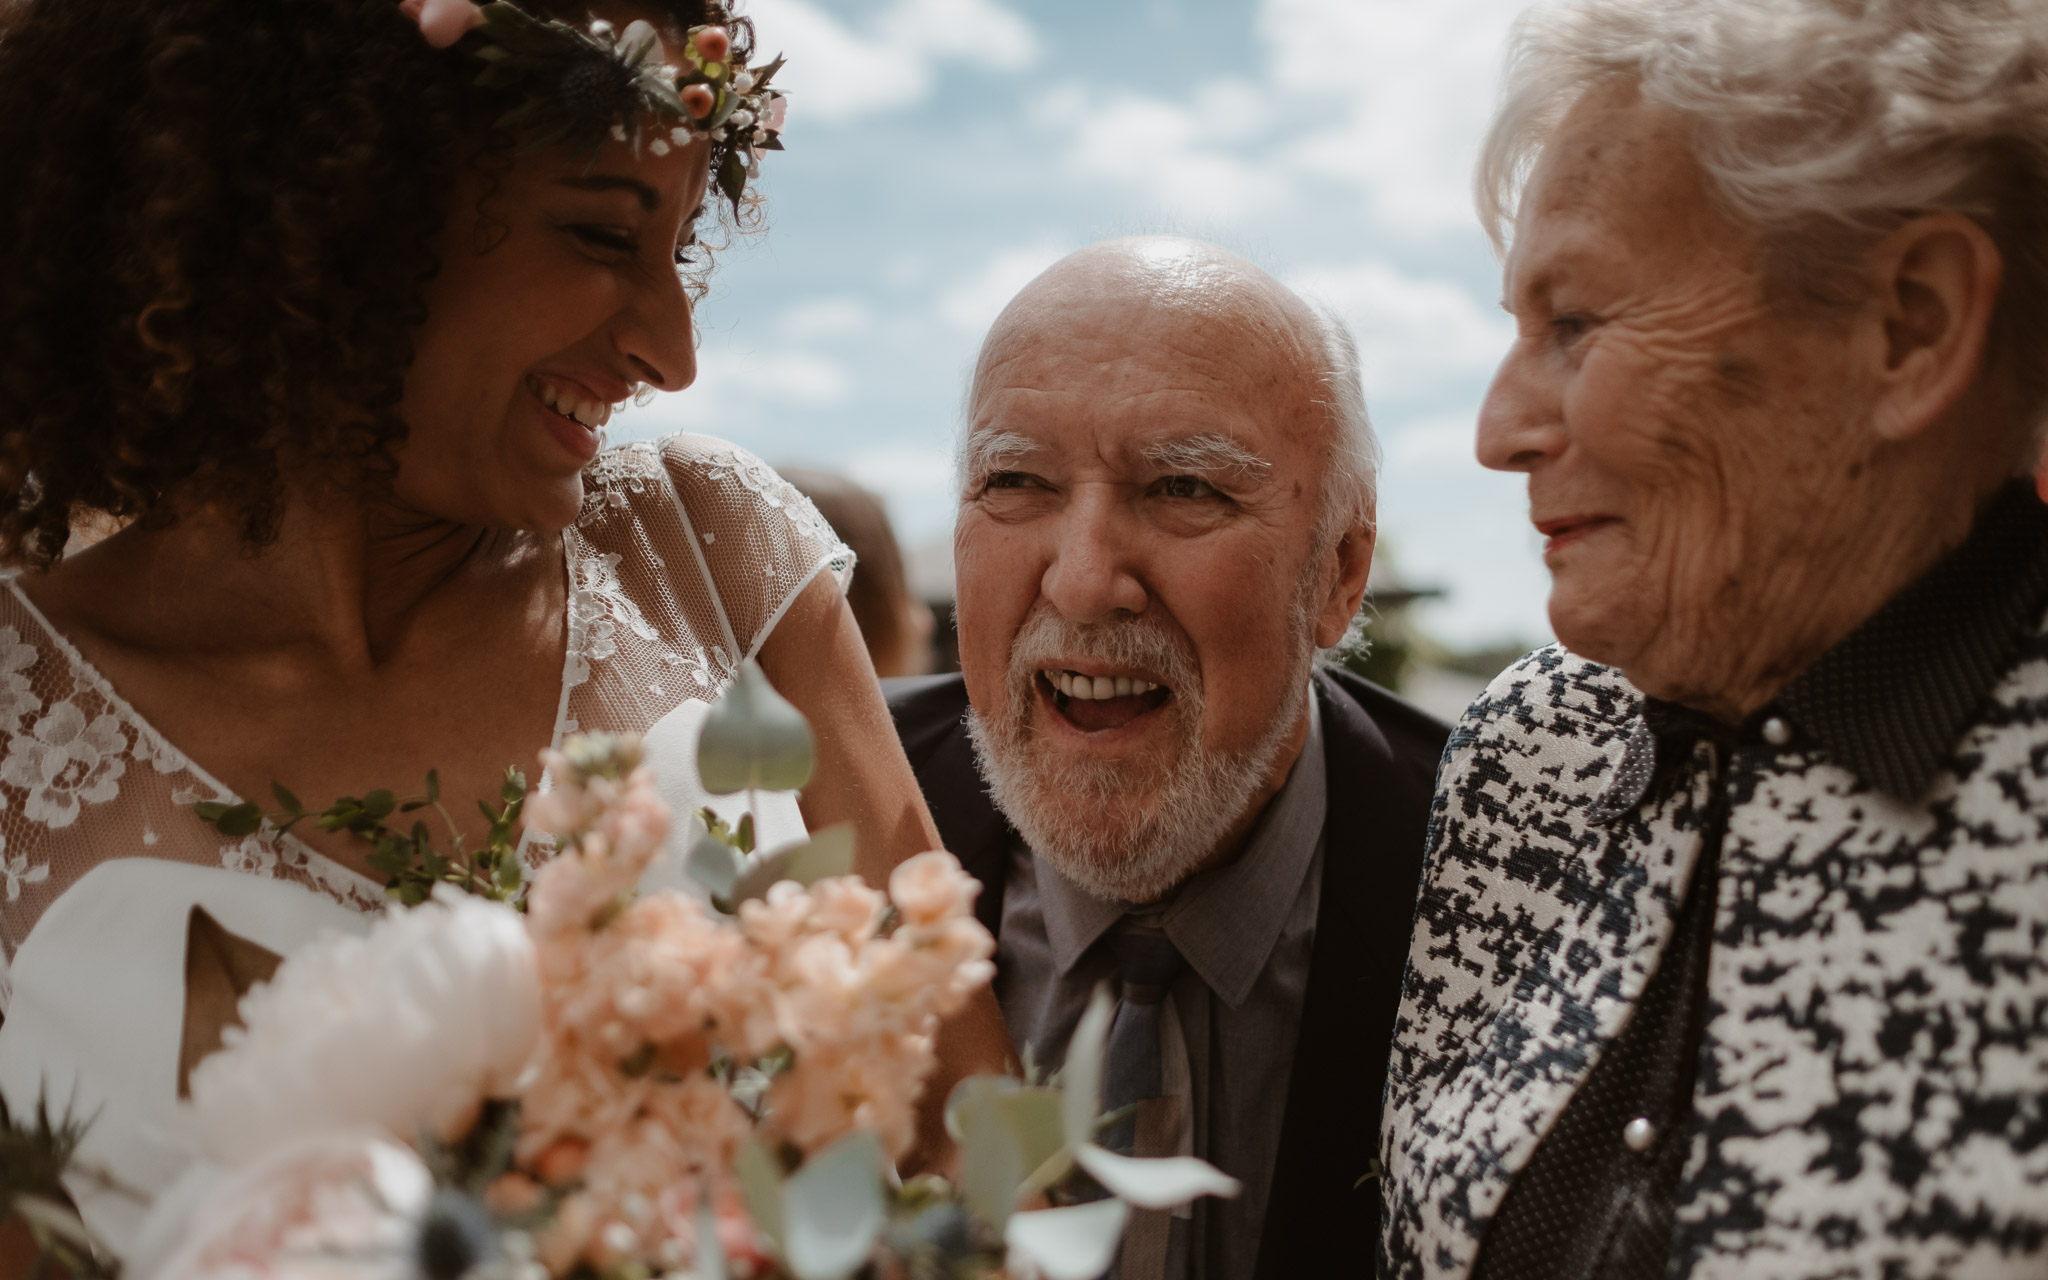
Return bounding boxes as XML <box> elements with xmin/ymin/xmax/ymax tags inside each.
<box><xmin>362</xmin><ymin>789</ymin><xmax>396</xmax><ymax>820</ymax></box>
<box><xmin>197</xmin><ymin>800</ymin><xmax>264</xmax><ymax>838</ymax></box>
<box><xmin>1073</xmin><ymin>1146</ymin><xmax>1241</xmax><ymax>1209</ymax></box>
<box><xmin>726</xmin><ymin>823</ymin><xmax>857</xmax><ymax>906</ymax></box>
<box><xmin>736</xmin><ymin>1139</ymin><xmax>785</xmax><ymax>1252</ymax></box>
<box><xmin>1061</xmin><ymin>986</ymin><xmax>1115</xmax><ymax>1149</ymax></box>
<box><xmin>782</xmin><ymin>1131</ymin><xmax>886</xmax><ymax>1280</ymax></box>
<box><xmin>1003</xmin><ymin>1200</ymin><xmax>1130</xmax><ymax>1280</ymax></box>
<box><xmin>948</xmin><ymin>1077</ymin><xmax>1026</xmax><ymax>1229</ymax></box>
<box><xmin>686</xmin><ymin>829</ymin><xmax>743</xmax><ymax>901</ymax></box>
<box><xmin>948</xmin><ymin>1076</ymin><xmax>1072</xmax><ymax>1227</ymax></box>
<box><xmin>695</xmin><ymin>1195</ymin><xmax>729</xmax><ymax>1280</ymax></box>
<box><xmin>1004</xmin><ymin>1089</ymin><xmax>1072</xmax><ymax>1193</ymax></box>
<box><xmin>696</xmin><ymin>658</ymin><xmax>816</xmax><ymax>795</ymax></box>
<box><xmin>12</xmin><ymin>1194</ymin><xmax>97</xmax><ymax>1253</ymax></box>
<box><xmin>270</xmin><ymin>782</ymin><xmax>303</xmax><ymax>814</ymax></box>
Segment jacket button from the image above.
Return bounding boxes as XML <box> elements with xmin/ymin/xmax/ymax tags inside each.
<box><xmin>1623</xmin><ymin>1117</ymin><xmax>1656</xmax><ymax>1152</ymax></box>
<box><xmin>1762</xmin><ymin>717</ymin><xmax>1793</xmax><ymax>746</ymax></box>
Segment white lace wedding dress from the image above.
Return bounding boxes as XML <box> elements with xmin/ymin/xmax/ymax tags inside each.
<box><xmin>0</xmin><ymin>434</ymin><xmax>853</xmax><ymax>1254</ymax></box>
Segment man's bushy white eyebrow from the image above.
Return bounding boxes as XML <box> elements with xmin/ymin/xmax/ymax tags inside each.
<box><xmin>1140</xmin><ymin>433</ymin><xmax>1273</xmax><ymax>480</ymax></box>
<box><xmin>957</xmin><ymin>429</ymin><xmax>1039</xmax><ymax>490</ymax></box>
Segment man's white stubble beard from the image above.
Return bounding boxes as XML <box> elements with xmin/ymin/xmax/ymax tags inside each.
<box><xmin>965</xmin><ymin>595</ymin><xmax>1318</xmax><ymax>904</ymax></box>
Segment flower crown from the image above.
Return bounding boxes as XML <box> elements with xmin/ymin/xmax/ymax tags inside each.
<box><xmin>467</xmin><ymin>2</ymin><xmax>786</xmax><ymax>213</ymax></box>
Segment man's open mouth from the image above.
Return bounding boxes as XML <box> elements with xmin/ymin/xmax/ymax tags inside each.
<box><xmin>1037</xmin><ymin>668</ymin><xmax>1174</xmax><ymax>732</ymax></box>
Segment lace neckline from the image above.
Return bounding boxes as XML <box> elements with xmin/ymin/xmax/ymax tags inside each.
<box><xmin>0</xmin><ymin>528</ymin><xmax>584</xmax><ymax>893</ymax></box>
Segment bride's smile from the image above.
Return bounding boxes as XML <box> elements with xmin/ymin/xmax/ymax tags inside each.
<box><xmin>395</xmin><ymin>116</ymin><xmax>711</xmax><ymax>534</ymax></box>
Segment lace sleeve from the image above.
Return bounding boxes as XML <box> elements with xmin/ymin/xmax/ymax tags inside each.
<box><xmin>658</xmin><ymin>434</ymin><xmax>856</xmax><ymax>660</ymax></box>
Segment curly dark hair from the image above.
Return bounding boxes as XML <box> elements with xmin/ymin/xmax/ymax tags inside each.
<box><xmin>0</xmin><ymin>0</ymin><xmax>751</xmax><ymax>567</ymax></box>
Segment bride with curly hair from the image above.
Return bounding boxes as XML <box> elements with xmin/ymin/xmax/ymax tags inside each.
<box><xmin>0</xmin><ymin>0</ymin><xmax>1007</xmax><ymax>1253</ymax></box>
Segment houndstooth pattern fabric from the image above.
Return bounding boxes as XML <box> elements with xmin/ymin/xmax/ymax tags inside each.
<box><xmin>1381</xmin><ymin>628</ymin><xmax>2048</xmax><ymax>1280</ymax></box>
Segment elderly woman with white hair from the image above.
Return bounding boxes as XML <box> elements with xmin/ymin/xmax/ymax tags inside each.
<box><xmin>1380</xmin><ymin>1</ymin><xmax>2048</xmax><ymax>1278</ymax></box>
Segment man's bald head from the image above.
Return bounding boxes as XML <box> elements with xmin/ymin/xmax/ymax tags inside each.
<box><xmin>966</xmin><ymin>237</ymin><xmax>1376</xmax><ymax>537</ymax></box>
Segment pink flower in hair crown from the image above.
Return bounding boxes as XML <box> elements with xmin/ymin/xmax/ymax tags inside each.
<box><xmin>400</xmin><ymin>0</ymin><xmax>484</xmax><ymax>48</ymax></box>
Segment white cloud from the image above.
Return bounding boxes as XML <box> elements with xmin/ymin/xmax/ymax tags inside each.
<box><xmin>1266</xmin><ymin>0</ymin><xmax>1533</xmax><ymax>236</ymax></box>
<box><xmin>745</xmin><ymin>0</ymin><xmax>1039</xmax><ymax>124</ymax></box>
<box><xmin>1385</xmin><ymin>411</ymin><xmax>1481</xmax><ymax>467</ymax></box>
<box><xmin>937</xmin><ymin>240</ymin><xmax>1072</xmax><ymax>332</ymax></box>
<box><xmin>847</xmin><ymin>442</ymin><xmax>962</xmax><ymax>540</ymax></box>
<box><xmin>609</xmin><ymin>340</ymin><xmax>854</xmax><ymax>441</ymax></box>
<box><xmin>1372</xmin><ymin>410</ymin><xmax>1549</xmax><ymax>647</ymax></box>
<box><xmin>780</xmin><ymin>296</ymin><xmax>875</xmax><ymax>339</ymax></box>
<box><xmin>1288</xmin><ymin>259</ymin><xmax>1513</xmax><ymax>401</ymax></box>
<box><xmin>1047</xmin><ymin>79</ymin><xmax>1281</xmax><ymax>224</ymax></box>
<box><xmin>1040</xmin><ymin>0</ymin><xmax>1528</xmax><ymax>239</ymax></box>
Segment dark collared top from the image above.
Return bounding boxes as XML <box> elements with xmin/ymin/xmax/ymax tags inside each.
<box><xmin>1473</xmin><ymin>481</ymin><xmax>2048</xmax><ymax>1280</ymax></box>
<box><xmin>885</xmin><ymin>666</ymin><xmax>1450</xmax><ymax>1280</ymax></box>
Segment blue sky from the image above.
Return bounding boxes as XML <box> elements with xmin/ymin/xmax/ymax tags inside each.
<box><xmin>612</xmin><ymin>0</ymin><xmax>1554</xmax><ymax>649</ymax></box>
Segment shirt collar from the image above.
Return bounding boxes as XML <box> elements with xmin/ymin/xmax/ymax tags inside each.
<box><xmin>1770</xmin><ymin>482</ymin><xmax>2048</xmax><ymax>798</ymax></box>
<box><xmin>1033</xmin><ymin>691</ymin><xmax>1329</xmax><ymax>1010</ymax></box>
<box><xmin>1596</xmin><ymin>482</ymin><xmax>2048</xmax><ymax>815</ymax></box>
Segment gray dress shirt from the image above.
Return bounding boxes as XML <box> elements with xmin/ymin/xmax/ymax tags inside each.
<box><xmin>994</xmin><ymin>695</ymin><xmax>1328</xmax><ymax>1280</ymax></box>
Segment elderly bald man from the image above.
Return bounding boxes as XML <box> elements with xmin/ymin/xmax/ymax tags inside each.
<box><xmin>884</xmin><ymin>237</ymin><xmax>1448</xmax><ymax>1279</ymax></box>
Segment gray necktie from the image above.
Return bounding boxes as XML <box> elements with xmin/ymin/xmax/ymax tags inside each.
<box><xmin>1100</xmin><ymin>924</ymin><xmax>1188</xmax><ymax>1155</ymax></box>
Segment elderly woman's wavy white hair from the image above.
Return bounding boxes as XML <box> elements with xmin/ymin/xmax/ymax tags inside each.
<box><xmin>1480</xmin><ymin>0</ymin><xmax>2048</xmax><ymax>455</ymax></box>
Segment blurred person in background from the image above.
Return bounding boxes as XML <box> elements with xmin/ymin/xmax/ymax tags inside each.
<box><xmin>781</xmin><ymin>467</ymin><xmax>936</xmax><ymax>678</ymax></box>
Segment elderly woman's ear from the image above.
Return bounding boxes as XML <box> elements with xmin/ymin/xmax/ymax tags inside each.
<box><xmin>1858</xmin><ymin>212</ymin><xmax>2005</xmax><ymax>444</ymax></box>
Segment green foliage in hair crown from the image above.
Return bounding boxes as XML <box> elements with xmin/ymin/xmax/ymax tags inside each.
<box><xmin>469</xmin><ymin>3</ymin><xmax>787</xmax><ymax>213</ymax></box>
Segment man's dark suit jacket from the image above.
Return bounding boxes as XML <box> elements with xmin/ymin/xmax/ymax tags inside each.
<box><xmin>883</xmin><ymin>665</ymin><xmax>1450</xmax><ymax>1279</ymax></box>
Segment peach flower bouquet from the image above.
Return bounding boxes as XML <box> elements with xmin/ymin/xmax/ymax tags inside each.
<box><xmin>112</xmin><ymin>664</ymin><xmax>1235</xmax><ymax>1280</ymax></box>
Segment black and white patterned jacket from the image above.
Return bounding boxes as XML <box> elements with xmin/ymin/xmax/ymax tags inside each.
<box><xmin>1381</xmin><ymin>490</ymin><xmax>2048</xmax><ymax>1280</ymax></box>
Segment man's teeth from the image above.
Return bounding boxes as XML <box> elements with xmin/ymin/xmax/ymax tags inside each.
<box><xmin>1043</xmin><ymin>670</ymin><xmax>1161</xmax><ymax>700</ymax></box>
<box><xmin>534</xmin><ymin>379</ymin><xmax>613</xmax><ymax>431</ymax></box>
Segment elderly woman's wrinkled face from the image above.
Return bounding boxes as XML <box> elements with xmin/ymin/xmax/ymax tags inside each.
<box><xmin>1479</xmin><ymin>87</ymin><xmax>1888</xmax><ymax>713</ymax></box>
<box><xmin>395</xmin><ymin>115</ymin><xmax>709</xmax><ymax>532</ymax></box>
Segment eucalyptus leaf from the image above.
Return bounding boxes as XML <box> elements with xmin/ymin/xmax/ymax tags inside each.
<box><xmin>696</xmin><ymin>658</ymin><xmax>816</xmax><ymax>795</ymax></box>
<box><xmin>12</xmin><ymin>1193</ymin><xmax>99</xmax><ymax>1253</ymax></box>
<box><xmin>948</xmin><ymin>1077</ymin><xmax>1026</xmax><ymax>1229</ymax></box>
<box><xmin>686</xmin><ymin>829</ymin><xmax>743</xmax><ymax>901</ymax></box>
<box><xmin>735</xmin><ymin>1140</ymin><xmax>784</xmax><ymax>1250</ymax></box>
<box><xmin>1062</xmin><ymin>986</ymin><xmax>1115</xmax><ymax>1149</ymax></box>
<box><xmin>695</xmin><ymin>1194</ymin><xmax>728</xmax><ymax>1280</ymax></box>
<box><xmin>1000</xmin><ymin>1087</ymin><xmax>1070</xmax><ymax>1187</ymax></box>
<box><xmin>1072</xmin><ymin>1147</ymin><xmax>1242</xmax><ymax>1210</ymax></box>
<box><xmin>727</xmin><ymin>823</ymin><xmax>856</xmax><ymax>905</ymax></box>
<box><xmin>207</xmin><ymin>801</ymin><xmax>263</xmax><ymax>838</ymax></box>
<box><xmin>1003</xmin><ymin>1200</ymin><xmax>1129</xmax><ymax>1280</ymax></box>
<box><xmin>782</xmin><ymin>1131</ymin><xmax>885</xmax><ymax>1280</ymax></box>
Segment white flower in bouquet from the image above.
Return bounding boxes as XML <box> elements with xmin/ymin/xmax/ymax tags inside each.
<box><xmin>186</xmin><ymin>887</ymin><xmax>541</xmax><ymax>1166</ymax></box>
<box><xmin>134</xmin><ymin>1129</ymin><xmax>435</xmax><ymax>1280</ymax></box>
